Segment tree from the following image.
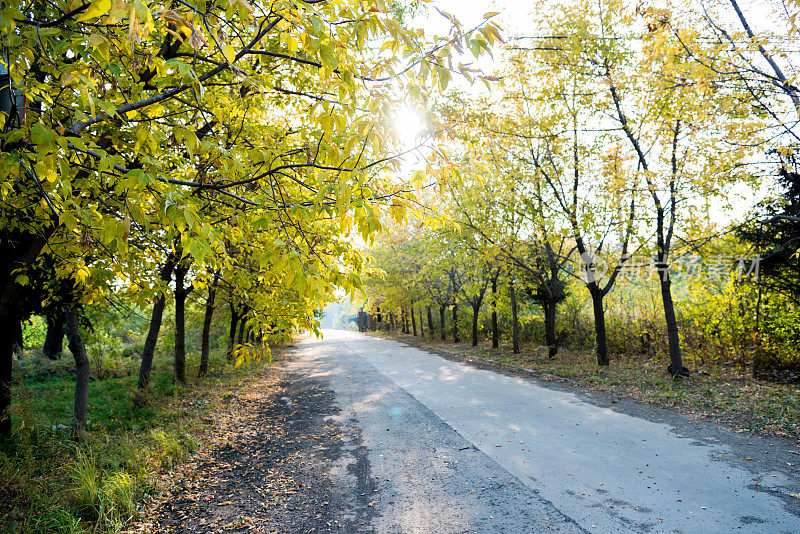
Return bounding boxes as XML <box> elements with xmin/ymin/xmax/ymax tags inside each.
<box><xmin>173</xmin><ymin>248</ymin><xmax>193</xmax><ymax>384</ymax></box>
<box><xmin>687</xmin><ymin>0</ymin><xmax>800</xmax><ymax>140</ymax></box>
<box><xmin>738</xmin><ymin>152</ymin><xmax>800</xmax><ymax>302</ymax></box>
<box><xmin>454</xmin><ymin>125</ymin><xmax>571</xmax><ymax>358</ymax></box>
<box><xmin>497</xmin><ymin>40</ymin><xmax>638</xmax><ymax>366</ymax></box>
<box><xmin>457</xmin><ymin>255</ymin><xmax>491</xmax><ymax>347</ymax></box>
<box><xmin>65</xmin><ymin>305</ymin><xmax>90</xmax><ymax>431</ymax></box>
<box><xmin>198</xmin><ymin>270</ymin><xmax>220</xmax><ymax>377</ymax></box>
<box><xmin>137</xmin><ymin>255</ymin><xmax>175</xmax><ymax>390</ymax></box>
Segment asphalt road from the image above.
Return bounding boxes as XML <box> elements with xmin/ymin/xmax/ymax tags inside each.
<box><xmin>285</xmin><ymin>329</ymin><xmax>800</xmax><ymax>533</ymax></box>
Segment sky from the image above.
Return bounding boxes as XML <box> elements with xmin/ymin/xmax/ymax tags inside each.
<box><xmin>423</xmin><ymin>0</ymin><xmax>784</xmax><ymax>35</ymax></box>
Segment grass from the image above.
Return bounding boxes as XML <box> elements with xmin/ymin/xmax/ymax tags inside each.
<box><xmin>376</xmin><ymin>331</ymin><xmax>800</xmax><ymax>439</ymax></box>
<box><xmin>0</xmin><ymin>341</ymin><xmax>275</xmax><ymax>534</ymax></box>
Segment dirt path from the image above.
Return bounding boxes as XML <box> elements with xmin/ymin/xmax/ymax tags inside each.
<box><xmin>142</xmin><ymin>359</ymin><xmax>355</xmax><ymax>533</ymax></box>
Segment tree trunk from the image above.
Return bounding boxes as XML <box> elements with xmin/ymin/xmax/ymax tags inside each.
<box><xmin>237</xmin><ymin>314</ymin><xmax>247</xmax><ymax>346</ymax></box>
<box><xmin>452</xmin><ymin>304</ymin><xmax>459</xmax><ymax>343</ymax></box>
<box><xmin>471</xmin><ymin>304</ymin><xmax>480</xmax><ymax>347</ymax></box>
<box><xmin>43</xmin><ymin>310</ymin><xmax>65</xmax><ymax>360</ymax></box>
<box><xmin>411</xmin><ymin>307</ymin><xmax>417</xmax><ymax>336</ymax></box>
<box><xmin>544</xmin><ymin>301</ymin><xmax>558</xmax><ymax>359</ymax></box>
<box><xmin>418</xmin><ymin>308</ymin><xmax>423</xmax><ymax>336</ymax></box>
<box><xmin>0</xmin><ymin>231</ymin><xmax>53</xmax><ymax>435</ymax></box>
<box><xmin>660</xmin><ymin>274</ymin><xmax>685</xmax><ymax>376</ymax></box>
<box><xmin>590</xmin><ymin>286</ymin><xmax>609</xmax><ymax>365</ymax></box>
<box><xmin>439</xmin><ymin>306</ymin><xmax>446</xmax><ymax>340</ymax></box>
<box><xmin>199</xmin><ymin>273</ymin><xmax>219</xmax><ymax>377</ymax></box>
<box><xmin>65</xmin><ymin>306</ymin><xmax>89</xmax><ymax>431</ymax></box>
<box><xmin>491</xmin><ymin>277</ymin><xmax>499</xmax><ymax>349</ymax></box>
<box><xmin>0</xmin><ymin>320</ymin><xmax>13</xmax><ymax>436</ymax></box>
<box><xmin>173</xmin><ymin>261</ymin><xmax>190</xmax><ymax>384</ymax></box>
<box><xmin>13</xmin><ymin>319</ymin><xmax>23</xmax><ymax>354</ymax></box>
<box><xmin>138</xmin><ymin>257</ymin><xmax>175</xmax><ymax>390</ymax></box>
<box><xmin>227</xmin><ymin>305</ymin><xmax>240</xmax><ymax>361</ymax></box>
<box><xmin>510</xmin><ymin>281</ymin><xmax>520</xmax><ymax>354</ymax></box>
<box><xmin>427</xmin><ymin>306</ymin><xmax>434</xmax><ymax>338</ymax></box>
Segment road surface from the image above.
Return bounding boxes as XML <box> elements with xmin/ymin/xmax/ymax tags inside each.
<box><xmin>285</xmin><ymin>329</ymin><xmax>800</xmax><ymax>533</ymax></box>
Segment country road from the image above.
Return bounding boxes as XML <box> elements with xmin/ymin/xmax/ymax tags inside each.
<box><xmin>284</xmin><ymin>329</ymin><xmax>800</xmax><ymax>533</ymax></box>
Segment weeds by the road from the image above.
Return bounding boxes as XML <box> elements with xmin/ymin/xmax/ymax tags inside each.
<box><xmin>0</xmin><ymin>348</ymin><xmax>275</xmax><ymax>534</ymax></box>
<box><xmin>373</xmin><ymin>332</ymin><xmax>800</xmax><ymax>440</ymax></box>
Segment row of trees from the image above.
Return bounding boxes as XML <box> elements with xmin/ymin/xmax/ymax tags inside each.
<box><xmin>359</xmin><ymin>0</ymin><xmax>800</xmax><ymax>376</ymax></box>
<box><xmin>0</xmin><ymin>0</ymin><xmax>501</xmax><ymax>435</ymax></box>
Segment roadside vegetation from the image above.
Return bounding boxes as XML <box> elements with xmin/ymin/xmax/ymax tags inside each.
<box><xmin>1</xmin><ymin>308</ymin><xmax>274</xmax><ymax>533</ymax></box>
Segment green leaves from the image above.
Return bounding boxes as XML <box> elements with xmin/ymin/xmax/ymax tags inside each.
<box><xmin>31</xmin><ymin>122</ymin><xmax>55</xmax><ymax>146</ymax></box>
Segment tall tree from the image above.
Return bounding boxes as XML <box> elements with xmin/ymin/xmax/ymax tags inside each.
<box><xmin>496</xmin><ymin>49</ymin><xmax>638</xmax><ymax>365</ymax></box>
<box><xmin>199</xmin><ymin>271</ymin><xmax>220</xmax><ymax>377</ymax></box>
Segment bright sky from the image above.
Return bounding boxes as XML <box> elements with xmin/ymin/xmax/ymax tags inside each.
<box><xmin>421</xmin><ymin>0</ymin><xmax>785</xmax><ymax>42</ymax></box>
<box><xmin>420</xmin><ymin>0</ymin><xmax>529</xmax><ymax>34</ymax></box>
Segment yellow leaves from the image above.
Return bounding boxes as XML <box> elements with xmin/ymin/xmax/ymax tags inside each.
<box><xmin>435</xmin><ymin>64</ymin><xmax>451</xmax><ymax>92</ymax></box>
<box><xmin>233</xmin><ymin>342</ymin><xmax>271</xmax><ymax>368</ymax></box>
<box><xmin>282</xmin><ymin>33</ymin><xmax>299</xmax><ymax>54</ymax></box>
<box><xmin>222</xmin><ymin>44</ymin><xmax>236</xmax><ymax>63</ymax></box>
<box><xmin>319</xmin><ymin>43</ymin><xmax>338</xmax><ymax>69</ymax></box>
<box><xmin>410</xmin><ymin>170</ymin><xmax>426</xmax><ymax>190</ymax></box>
<box><xmin>107</xmin><ymin>0</ymin><xmax>129</xmax><ymax>22</ymax></box>
<box><xmin>77</xmin><ymin>0</ymin><xmax>111</xmax><ymax>22</ymax></box>
<box><xmin>87</xmin><ymin>32</ymin><xmax>106</xmax><ymax>48</ymax></box>
<box><xmin>339</xmin><ymin>214</ymin><xmax>351</xmax><ymax>234</ymax></box>
<box><xmin>128</xmin><ymin>7</ymin><xmax>141</xmax><ymax>45</ymax></box>
<box><xmin>292</xmin><ymin>270</ymin><xmax>308</xmax><ymax>294</ymax></box>
<box><xmin>388</xmin><ymin>201</ymin><xmax>407</xmax><ymax>224</ymax></box>
<box><xmin>480</xmin><ymin>22</ymin><xmax>503</xmax><ymax>44</ymax></box>
<box><xmin>35</xmin><ymin>154</ymin><xmax>58</xmax><ymax>184</ymax></box>
<box><xmin>320</xmin><ymin>115</ymin><xmax>334</xmax><ymax>138</ymax></box>
<box><xmin>74</xmin><ymin>264</ymin><xmax>91</xmax><ymax>284</ymax></box>
<box><xmin>174</xmin><ymin>126</ymin><xmax>199</xmax><ymax>155</ymax></box>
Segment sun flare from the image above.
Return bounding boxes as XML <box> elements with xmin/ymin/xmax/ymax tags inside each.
<box><xmin>392</xmin><ymin>105</ymin><xmax>425</xmax><ymax>150</ymax></box>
